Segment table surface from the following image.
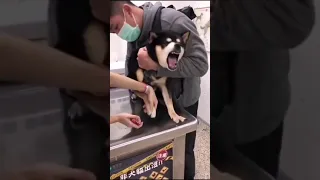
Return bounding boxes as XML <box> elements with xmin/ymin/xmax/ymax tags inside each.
<box><xmin>110</xmin><ymin>88</ymin><xmax>198</xmax><ymax>151</ymax></box>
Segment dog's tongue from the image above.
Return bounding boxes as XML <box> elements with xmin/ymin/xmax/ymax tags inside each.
<box><xmin>168</xmin><ymin>56</ymin><xmax>177</xmax><ymax>69</ymax></box>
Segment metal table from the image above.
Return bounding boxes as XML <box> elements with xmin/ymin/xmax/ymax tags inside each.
<box><xmin>110</xmin><ymin>88</ymin><xmax>198</xmax><ymax>180</ymax></box>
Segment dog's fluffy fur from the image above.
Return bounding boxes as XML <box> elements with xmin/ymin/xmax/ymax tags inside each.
<box><xmin>127</xmin><ymin>31</ymin><xmax>190</xmax><ymax>123</ymax></box>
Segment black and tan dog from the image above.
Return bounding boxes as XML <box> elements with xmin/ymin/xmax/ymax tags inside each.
<box><xmin>127</xmin><ymin>31</ymin><xmax>190</xmax><ymax>123</ymax></box>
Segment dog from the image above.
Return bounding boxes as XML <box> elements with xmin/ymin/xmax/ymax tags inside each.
<box><xmin>127</xmin><ymin>30</ymin><xmax>190</xmax><ymax>123</ymax></box>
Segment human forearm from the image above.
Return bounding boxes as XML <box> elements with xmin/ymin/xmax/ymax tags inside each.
<box><xmin>110</xmin><ymin>115</ymin><xmax>119</xmax><ymax>124</ymax></box>
<box><xmin>110</xmin><ymin>72</ymin><xmax>146</xmax><ymax>92</ymax></box>
<box><xmin>0</xmin><ymin>35</ymin><xmax>109</xmax><ymax>93</ymax></box>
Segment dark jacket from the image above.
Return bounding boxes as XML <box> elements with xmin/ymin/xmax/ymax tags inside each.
<box><xmin>211</xmin><ymin>0</ymin><xmax>315</xmax><ymax>144</ymax></box>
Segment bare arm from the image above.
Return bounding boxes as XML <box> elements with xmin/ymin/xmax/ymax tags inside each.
<box><xmin>110</xmin><ymin>115</ymin><xmax>119</xmax><ymax>124</ymax></box>
<box><xmin>0</xmin><ymin>34</ymin><xmax>109</xmax><ymax>94</ymax></box>
<box><xmin>110</xmin><ymin>72</ymin><xmax>146</xmax><ymax>92</ymax></box>
<box><xmin>110</xmin><ymin>72</ymin><xmax>158</xmax><ymax>117</ymax></box>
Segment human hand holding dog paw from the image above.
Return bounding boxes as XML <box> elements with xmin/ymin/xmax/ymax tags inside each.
<box><xmin>137</xmin><ymin>47</ymin><xmax>159</xmax><ymax>71</ymax></box>
<box><xmin>145</xmin><ymin>86</ymin><xmax>158</xmax><ymax>116</ymax></box>
<box><xmin>136</xmin><ymin>89</ymin><xmax>158</xmax><ymax>118</ymax></box>
<box><xmin>135</xmin><ymin>91</ymin><xmax>154</xmax><ymax>117</ymax></box>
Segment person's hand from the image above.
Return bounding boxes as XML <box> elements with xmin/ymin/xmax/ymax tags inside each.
<box><xmin>135</xmin><ymin>87</ymin><xmax>158</xmax><ymax>117</ymax></box>
<box><xmin>137</xmin><ymin>47</ymin><xmax>159</xmax><ymax>71</ymax></box>
<box><xmin>115</xmin><ymin>113</ymin><xmax>143</xmax><ymax>129</ymax></box>
<box><xmin>1</xmin><ymin>163</ymin><xmax>96</xmax><ymax>180</ymax></box>
<box><xmin>135</xmin><ymin>91</ymin><xmax>152</xmax><ymax>115</ymax></box>
<box><xmin>145</xmin><ymin>86</ymin><xmax>158</xmax><ymax>113</ymax></box>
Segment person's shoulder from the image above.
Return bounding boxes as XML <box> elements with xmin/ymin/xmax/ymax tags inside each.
<box><xmin>161</xmin><ymin>8</ymin><xmax>193</xmax><ymax>29</ymax></box>
<box><xmin>161</xmin><ymin>8</ymin><xmax>189</xmax><ymax>23</ymax></box>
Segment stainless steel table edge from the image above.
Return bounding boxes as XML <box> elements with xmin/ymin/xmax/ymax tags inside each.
<box><xmin>110</xmin><ymin>118</ymin><xmax>198</xmax><ymax>158</ymax></box>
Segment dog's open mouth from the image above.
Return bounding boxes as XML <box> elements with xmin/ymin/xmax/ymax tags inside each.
<box><xmin>167</xmin><ymin>51</ymin><xmax>179</xmax><ymax>70</ymax></box>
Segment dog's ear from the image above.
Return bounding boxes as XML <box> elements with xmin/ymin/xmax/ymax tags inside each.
<box><xmin>182</xmin><ymin>31</ymin><xmax>190</xmax><ymax>44</ymax></box>
<box><xmin>148</xmin><ymin>32</ymin><xmax>158</xmax><ymax>43</ymax></box>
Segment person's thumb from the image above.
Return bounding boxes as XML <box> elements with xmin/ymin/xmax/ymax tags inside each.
<box><xmin>55</xmin><ymin>167</ymin><xmax>96</xmax><ymax>180</ymax></box>
<box><xmin>127</xmin><ymin>114</ymin><xmax>140</xmax><ymax>119</ymax></box>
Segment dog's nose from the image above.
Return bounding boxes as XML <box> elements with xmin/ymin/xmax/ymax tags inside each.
<box><xmin>174</xmin><ymin>44</ymin><xmax>181</xmax><ymax>52</ymax></box>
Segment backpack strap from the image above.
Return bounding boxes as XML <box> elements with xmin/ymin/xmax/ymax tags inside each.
<box><xmin>151</xmin><ymin>6</ymin><xmax>165</xmax><ymax>32</ymax></box>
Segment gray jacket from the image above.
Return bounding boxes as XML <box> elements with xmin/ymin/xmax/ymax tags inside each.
<box><xmin>211</xmin><ymin>0</ymin><xmax>315</xmax><ymax>144</ymax></box>
<box><xmin>125</xmin><ymin>2</ymin><xmax>208</xmax><ymax>107</ymax></box>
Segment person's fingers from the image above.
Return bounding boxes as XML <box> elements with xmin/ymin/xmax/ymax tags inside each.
<box><xmin>126</xmin><ymin>120</ymin><xmax>140</xmax><ymax>129</ymax></box>
<box><xmin>145</xmin><ymin>104</ymin><xmax>151</xmax><ymax>115</ymax></box>
<box><xmin>154</xmin><ymin>98</ymin><xmax>158</xmax><ymax>108</ymax></box>
<box><xmin>133</xmin><ymin>117</ymin><xmax>142</xmax><ymax>124</ymax></box>
<box><xmin>143</xmin><ymin>105</ymin><xmax>147</xmax><ymax>112</ymax></box>
<box><xmin>126</xmin><ymin>114</ymin><xmax>141</xmax><ymax>120</ymax></box>
<box><xmin>61</xmin><ymin>169</ymin><xmax>96</xmax><ymax>180</ymax></box>
<box><xmin>143</xmin><ymin>101</ymin><xmax>151</xmax><ymax>114</ymax></box>
<box><xmin>130</xmin><ymin>119</ymin><xmax>143</xmax><ymax>129</ymax></box>
<box><xmin>136</xmin><ymin>121</ymin><xmax>143</xmax><ymax>128</ymax></box>
<box><xmin>55</xmin><ymin>168</ymin><xmax>96</xmax><ymax>180</ymax></box>
<box><xmin>18</xmin><ymin>164</ymin><xmax>96</xmax><ymax>180</ymax></box>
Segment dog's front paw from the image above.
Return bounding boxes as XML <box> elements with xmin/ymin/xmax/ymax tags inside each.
<box><xmin>168</xmin><ymin>109</ymin><xmax>186</xmax><ymax>123</ymax></box>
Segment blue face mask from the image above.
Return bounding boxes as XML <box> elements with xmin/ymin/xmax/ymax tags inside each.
<box><xmin>117</xmin><ymin>11</ymin><xmax>141</xmax><ymax>42</ymax></box>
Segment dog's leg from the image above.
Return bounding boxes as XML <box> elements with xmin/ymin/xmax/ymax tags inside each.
<box><xmin>160</xmin><ymin>85</ymin><xmax>185</xmax><ymax>123</ymax></box>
